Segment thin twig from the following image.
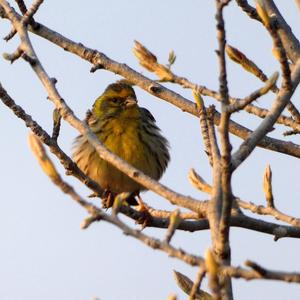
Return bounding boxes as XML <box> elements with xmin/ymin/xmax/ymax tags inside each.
<box><xmin>21</xmin><ymin>0</ymin><xmax>43</xmax><ymax>25</ymax></box>
<box><xmin>15</xmin><ymin>0</ymin><xmax>27</xmax><ymax>14</ymax></box>
<box><xmin>4</xmin><ymin>0</ymin><xmax>42</xmax><ymax>41</ymax></box>
<box><xmin>226</xmin><ymin>72</ymin><xmax>278</xmax><ymax>113</ymax></box>
<box><xmin>235</xmin><ymin>0</ymin><xmax>261</xmax><ymax>22</ymax></box>
<box><xmin>189</xmin><ymin>266</ymin><xmax>207</xmax><ymax>300</ymax></box>
<box><xmin>223</xmin><ymin>261</ymin><xmax>300</xmax><ymax>283</ymax></box>
<box><xmin>237</xmin><ymin>199</ymin><xmax>300</xmax><ymax>227</ymax></box>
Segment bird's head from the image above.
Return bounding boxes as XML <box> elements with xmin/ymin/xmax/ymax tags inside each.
<box><xmin>92</xmin><ymin>82</ymin><xmax>139</xmax><ymax>118</ymax></box>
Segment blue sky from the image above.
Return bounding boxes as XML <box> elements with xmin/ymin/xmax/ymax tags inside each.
<box><xmin>1</xmin><ymin>1</ymin><xmax>300</xmax><ymax>299</ymax></box>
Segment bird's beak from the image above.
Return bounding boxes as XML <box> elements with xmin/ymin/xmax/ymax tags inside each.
<box><xmin>125</xmin><ymin>97</ymin><xmax>137</xmax><ymax>108</ymax></box>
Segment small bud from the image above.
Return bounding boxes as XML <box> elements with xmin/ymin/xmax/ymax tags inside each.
<box><xmin>188</xmin><ymin>169</ymin><xmax>212</xmax><ymax>194</ymax></box>
<box><xmin>169</xmin><ymin>209</ymin><xmax>181</xmax><ymax>229</ymax></box>
<box><xmin>28</xmin><ymin>133</ymin><xmax>60</xmax><ymax>182</ymax></box>
<box><xmin>2</xmin><ymin>52</ymin><xmax>10</xmax><ymax>60</ymax></box>
<box><xmin>226</xmin><ymin>45</ymin><xmax>264</xmax><ymax>78</ymax></box>
<box><xmin>263</xmin><ymin>164</ymin><xmax>274</xmax><ymax>208</ymax></box>
<box><xmin>167</xmin><ymin>294</ymin><xmax>177</xmax><ymax>300</ymax></box>
<box><xmin>173</xmin><ymin>270</ymin><xmax>193</xmax><ymax>295</ymax></box>
<box><xmin>272</xmin><ymin>46</ymin><xmax>281</xmax><ymax>60</ymax></box>
<box><xmin>133</xmin><ymin>40</ymin><xmax>158</xmax><ymax>72</ymax></box>
<box><xmin>168</xmin><ymin>50</ymin><xmax>176</xmax><ymax>67</ymax></box>
<box><xmin>192</xmin><ymin>91</ymin><xmax>205</xmax><ymax>110</ymax></box>
<box><xmin>112</xmin><ymin>192</ymin><xmax>131</xmax><ymax>215</ymax></box>
<box><xmin>205</xmin><ymin>249</ymin><xmax>218</xmax><ymax>276</ymax></box>
<box><xmin>173</xmin><ymin>270</ymin><xmax>212</xmax><ymax>300</ymax></box>
<box><xmin>53</xmin><ymin>108</ymin><xmax>61</xmax><ymax>124</ymax></box>
<box><xmin>133</xmin><ymin>40</ymin><xmax>173</xmax><ymax>81</ymax></box>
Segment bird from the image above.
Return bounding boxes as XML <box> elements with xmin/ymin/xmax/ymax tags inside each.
<box><xmin>72</xmin><ymin>81</ymin><xmax>170</xmax><ymax>207</ymax></box>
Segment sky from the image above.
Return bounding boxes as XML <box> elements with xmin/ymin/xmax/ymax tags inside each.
<box><xmin>1</xmin><ymin>0</ymin><xmax>300</xmax><ymax>299</ymax></box>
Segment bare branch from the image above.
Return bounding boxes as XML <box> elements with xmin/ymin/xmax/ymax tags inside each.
<box><xmin>238</xmin><ymin>199</ymin><xmax>300</xmax><ymax>227</ymax></box>
<box><xmin>121</xmin><ymin>210</ymin><xmax>300</xmax><ymax>238</ymax></box>
<box><xmin>224</xmin><ymin>261</ymin><xmax>300</xmax><ymax>283</ymax></box>
<box><xmin>141</xmin><ymin>202</ymin><xmax>201</xmax><ymax>220</ymax></box>
<box><xmin>214</xmin><ymin>4</ymin><xmax>234</xmax><ymax>298</ymax></box>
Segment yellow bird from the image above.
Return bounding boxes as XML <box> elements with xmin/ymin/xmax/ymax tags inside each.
<box><xmin>73</xmin><ymin>81</ymin><xmax>170</xmax><ymax>206</ymax></box>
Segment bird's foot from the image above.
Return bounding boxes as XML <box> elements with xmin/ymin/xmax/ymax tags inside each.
<box><xmin>136</xmin><ymin>196</ymin><xmax>152</xmax><ymax>229</ymax></box>
<box><xmin>101</xmin><ymin>190</ymin><xmax>115</xmax><ymax>209</ymax></box>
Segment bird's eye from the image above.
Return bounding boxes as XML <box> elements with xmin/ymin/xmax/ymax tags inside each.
<box><xmin>111</xmin><ymin>98</ymin><xmax>121</xmax><ymax>104</ymax></box>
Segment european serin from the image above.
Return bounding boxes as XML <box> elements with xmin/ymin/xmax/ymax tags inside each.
<box><xmin>72</xmin><ymin>82</ymin><xmax>170</xmax><ymax>204</ymax></box>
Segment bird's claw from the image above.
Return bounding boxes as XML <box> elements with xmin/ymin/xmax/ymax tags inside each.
<box><xmin>136</xmin><ymin>197</ymin><xmax>152</xmax><ymax>229</ymax></box>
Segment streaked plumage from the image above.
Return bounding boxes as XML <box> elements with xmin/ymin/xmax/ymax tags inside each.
<box><xmin>72</xmin><ymin>82</ymin><xmax>170</xmax><ymax>197</ymax></box>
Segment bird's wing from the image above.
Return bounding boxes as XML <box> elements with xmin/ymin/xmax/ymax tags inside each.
<box><xmin>140</xmin><ymin>107</ymin><xmax>156</xmax><ymax>122</ymax></box>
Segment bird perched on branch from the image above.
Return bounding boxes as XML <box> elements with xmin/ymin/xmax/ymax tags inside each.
<box><xmin>72</xmin><ymin>81</ymin><xmax>170</xmax><ymax>207</ymax></box>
